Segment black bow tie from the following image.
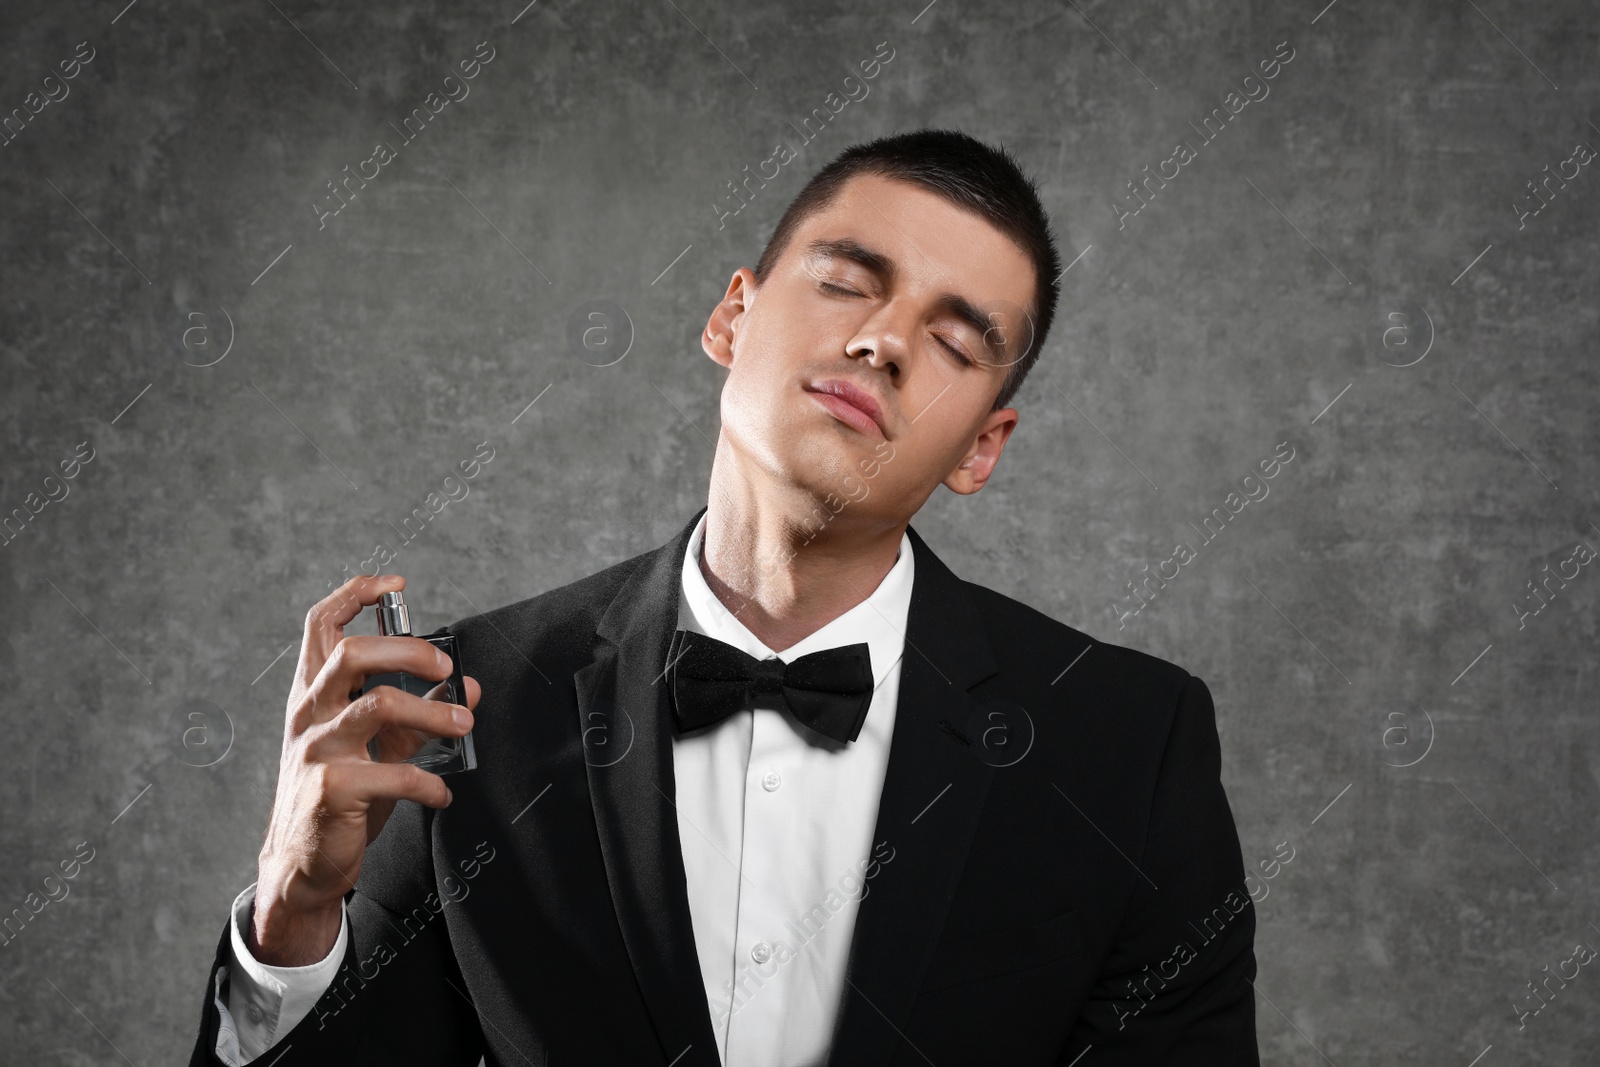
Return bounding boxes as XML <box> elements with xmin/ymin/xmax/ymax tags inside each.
<box><xmin>665</xmin><ymin>628</ymin><xmax>876</xmax><ymax>744</ymax></box>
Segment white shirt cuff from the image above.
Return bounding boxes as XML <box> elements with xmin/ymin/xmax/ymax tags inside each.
<box><xmin>215</xmin><ymin>881</ymin><xmax>349</xmax><ymax>1064</ymax></box>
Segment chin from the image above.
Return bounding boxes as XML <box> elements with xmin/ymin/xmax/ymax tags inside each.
<box><xmin>761</xmin><ymin>436</ymin><xmax>846</xmax><ymax>487</ymax></box>
<box><xmin>799</xmin><ymin>437</ymin><xmax>896</xmax><ymax>502</ymax></box>
<box><xmin>732</xmin><ymin>407</ymin><xmax>885</xmax><ymax>494</ymax></box>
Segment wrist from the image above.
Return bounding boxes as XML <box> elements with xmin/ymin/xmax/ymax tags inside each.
<box><xmin>249</xmin><ymin>875</ymin><xmax>343</xmax><ymax>967</ymax></box>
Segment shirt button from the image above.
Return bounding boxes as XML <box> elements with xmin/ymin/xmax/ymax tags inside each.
<box><xmin>247</xmin><ymin>1003</ymin><xmax>264</xmax><ymax>1023</ymax></box>
<box><xmin>751</xmin><ymin>941</ymin><xmax>773</xmax><ymax>963</ymax></box>
<box><xmin>761</xmin><ymin>771</ymin><xmax>781</xmax><ymax>792</ymax></box>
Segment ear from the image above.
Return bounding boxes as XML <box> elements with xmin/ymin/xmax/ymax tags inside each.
<box><xmin>943</xmin><ymin>406</ymin><xmax>1018</xmax><ymax>495</ymax></box>
<box><xmin>702</xmin><ymin>267</ymin><xmax>758</xmax><ymax>369</ymax></box>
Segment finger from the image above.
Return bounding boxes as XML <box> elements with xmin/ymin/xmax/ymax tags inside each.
<box><xmin>366</xmin><ymin>720</ymin><xmax>457</xmax><ymax>768</ymax></box>
<box><xmin>367</xmin><ymin>679</ymin><xmax>479</xmax><ymax>767</ymax></box>
<box><xmin>418</xmin><ymin>675</ymin><xmax>480</xmax><ymax>710</ymax></box>
<box><xmin>314</xmin><ymin>684</ymin><xmax>470</xmax><ymax>755</ymax></box>
<box><xmin>299</xmin><ymin>574</ymin><xmax>406</xmax><ymax>688</ymax></box>
<box><xmin>415</xmin><ymin>675</ymin><xmax>474</xmax><ymax>707</ymax></box>
<box><xmin>338</xmin><ymin>760</ymin><xmax>454</xmax><ymax>811</ymax></box>
<box><xmin>308</xmin><ymin>634</ymin><xmax>455</xmax><ymax>724</ymax></box>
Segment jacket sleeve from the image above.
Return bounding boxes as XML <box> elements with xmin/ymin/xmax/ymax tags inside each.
<box><xmin>188</xmin><ymin>798</ymin><xmax>487</xmax><ymax>1066</ymax></box>
<box><xmin>1058</xmin><ymin>674</ymin><xmax>1260</xmax><ymax>1065</ymax></box>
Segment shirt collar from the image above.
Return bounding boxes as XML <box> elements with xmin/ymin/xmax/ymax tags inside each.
<box><xmin>677</xmin><ymin>510</ymin><xmax>914</xmax><ymax>691</ymax></box>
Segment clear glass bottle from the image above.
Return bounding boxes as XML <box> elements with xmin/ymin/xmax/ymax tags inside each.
<box><xmin>363</xmin><ymin>590</ymin><xmax>477</xmax><ymax>774</ymax></box>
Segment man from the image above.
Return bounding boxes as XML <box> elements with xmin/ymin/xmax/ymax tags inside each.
<box><xmin>189</xmin><ymin>128</ymin><xmax>1258</xmax><ymax>1065</ymax></box>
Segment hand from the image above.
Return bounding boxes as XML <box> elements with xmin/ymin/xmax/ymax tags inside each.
<box><xmin>249</xmin><ymin>574</ymin><xmax>481</xmax><ymax>966</ymax></box>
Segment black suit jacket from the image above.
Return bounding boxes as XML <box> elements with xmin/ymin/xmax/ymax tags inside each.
<box><xmin>190</xmin><ymin>506</ymin><xmax>1258</xmax><ymax>1065</ymax></box>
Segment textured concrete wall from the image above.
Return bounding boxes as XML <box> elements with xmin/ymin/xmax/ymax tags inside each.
<box><xmin>2</xmin><ymin>0</ymin><xmax>1596</xmax><ymax>1063</ymax></box>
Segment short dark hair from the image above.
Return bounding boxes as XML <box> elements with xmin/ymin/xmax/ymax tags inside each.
<box><xmin>753</xmin><ymin>128</ymin><xmax>1061</xmax><ymax>411</ymax></box>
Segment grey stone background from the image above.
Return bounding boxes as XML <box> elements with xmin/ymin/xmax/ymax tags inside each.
<box><xmin>1</xmin><ymin>0</ymin><xmax>1596</xmax><ymax>1063</ymax></box>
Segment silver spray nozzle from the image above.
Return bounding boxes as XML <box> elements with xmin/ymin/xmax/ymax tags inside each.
<box><xmin>376</xmin><ymin>590</ymin><xmax>412</xmax><ymax>637</ymax></box>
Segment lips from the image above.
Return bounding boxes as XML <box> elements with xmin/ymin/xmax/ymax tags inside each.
<box><xmin>805</xmin><ymin>379</ymin><xmax>887</xmax><ymax>438</ymax></box>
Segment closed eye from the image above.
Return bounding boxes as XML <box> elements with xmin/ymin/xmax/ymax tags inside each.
<box><xmin>933</xmin><ymin>334</ymin><xmax>974</xmax><ymax>367</ymax></box>
<box><xmin>820</xmin><ymin>282</ymin><xmax>862</xmax><ymax>296</ymax></box>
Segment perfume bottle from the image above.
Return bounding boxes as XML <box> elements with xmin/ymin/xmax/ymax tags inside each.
<box><xmin>363</xmin><ymin>590</ymin><xmax>477</xmax><ymax>775</ymax></box>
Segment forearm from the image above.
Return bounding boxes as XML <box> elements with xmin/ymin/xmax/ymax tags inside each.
<box><xmin>218</xmin><ymin>883</ymin><xmax>350</xmax><ymax>1064</ymax></box>
<box><xmin>249</xmin><ymin>876</ymin><xmax>345</xmax><ymax>968</ymax></box>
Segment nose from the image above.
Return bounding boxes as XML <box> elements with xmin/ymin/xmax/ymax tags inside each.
<box><xmin>844</xmin><ymin>305</ymin><xmax>909</xmax><ymax>379</ymax></box>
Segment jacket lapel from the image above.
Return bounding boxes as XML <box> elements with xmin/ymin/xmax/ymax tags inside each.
<box><xmin>575</xmin><ymin>505</ymin><xmax>720</xmax><ymax>1066</ymax></box>
<box><xmin>576</xmin><ymin>509</ymin><xmax>1002</xmax><ymax>1067</ymax></box>
<box><xmin>826</xmin><ymin>523</ymin><xmax>1001</xmax><ymax>1066</ymax></box>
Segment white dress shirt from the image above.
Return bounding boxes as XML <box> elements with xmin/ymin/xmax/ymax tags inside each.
<box><xmin>215</xmin><ymin>512</ymin><xmax>914</xmax><ymax>1066</ymax></box>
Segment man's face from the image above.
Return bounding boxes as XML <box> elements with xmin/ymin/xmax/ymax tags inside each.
<box><xmin>702</xmin><ymin>173</ymin><xmax>1034</xmax><ymax>527</ymax></box>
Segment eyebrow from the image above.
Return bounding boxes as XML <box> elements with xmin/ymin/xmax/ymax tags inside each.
<box><xmin>802</xmin><ymin>237</ymin><xmax>1008</xmax><ymax>360</ymax></box>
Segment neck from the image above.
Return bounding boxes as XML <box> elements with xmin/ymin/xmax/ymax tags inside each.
<box><xmin>700</xmin><ymin>435</ymin><xmax>905</xmax><ymax>653</ymax></box>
